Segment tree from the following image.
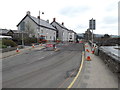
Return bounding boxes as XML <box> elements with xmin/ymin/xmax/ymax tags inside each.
<box><xmin>103</xmin><ymin>34</ymin><xmax>110</xmax><ymax>38</ymax></box>
<box><xmin>25</xmin><ymin>21</ymin><xmax>35</xmax><ymax>37</ymax></box>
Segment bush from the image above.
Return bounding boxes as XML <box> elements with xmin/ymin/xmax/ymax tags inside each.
<box><xmin>12</xmin><ymin>38</ymin><xmax>22</xmax><ymax>45</ymax></box>
<box><xmin>2</xmin><ymin>39</ymin><xmax>17</xmax><ymax>47</ymax></box>
<box><xmin>24</xmin><ymin>37</ymin><xmax>37</xmax><ymax>45</ymax></box>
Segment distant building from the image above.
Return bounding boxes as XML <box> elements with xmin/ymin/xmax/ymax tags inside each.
<box><xmin>68</xmin><ymin>30</ymin><xmax>77</xmax><ymax>42</ymax></box>
<box><xmin>0</xmin><ymin>29</ymin><xmax>26</xmax><ymax>39</ymax></box>
<box><xmin>0</xmin><ymin>29</ymin><xmax>9</xmax><ymax>36</ymax></box>
<box><xmin>77</xmin><ymin>33</ymin><xmax>84</xmax><ymax>39</ymax></box>
<box><xmin>17</xmin><ymin>11</ymin><xmax>57</xmax><ymax>41</ymax></box>
<box><xmin>84</xmin><ymin>29</ymin><xmax>92</xmax><ymax>40</ymax></box>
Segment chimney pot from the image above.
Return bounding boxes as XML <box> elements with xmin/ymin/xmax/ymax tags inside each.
<box><xmin>53</xmin><ymin>18</ymin><xmax>56</xmax><ymax>22</ymax></box>
<box><xmin>46</xmin><ymin>20</ymin><xmax>49</xmax><ymax>23</ymax></box>
<box><xmin>37</xmin><ymin>16</ymin><xmax>40</xmax><ymax>19</ymax></box>
<box><xmin>62</xmin><ymin>22</ymin><xmax>64</xmax><ymax>25</ymax></box>
<box><xmin>27</xmin><ymin>11</ymin><xmax>31</xmax><ymax>15</ymax></box>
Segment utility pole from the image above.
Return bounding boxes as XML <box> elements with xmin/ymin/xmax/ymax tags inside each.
<box><xmin>37</xmin><ymin>11</ymin><xmax>40</xmax><ymax>44</ymax></box>
<box><xmin>21</xmin><ymin>22</ymin><xmax>25</xmax><ymax>47</ymax></box>
<box><xmin>37</xmin><ymin>11</ymin><xmax>44</xmax><ymax>44</ymax></box>
<box><xmin>22</xmin><ymin>31</ymin><xmax>24</xmax><ymax>46</ymax></box>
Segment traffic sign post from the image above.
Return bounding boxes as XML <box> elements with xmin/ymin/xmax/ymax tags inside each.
<box><xmin>89</xmin><ymin>18</ymin><xmax>96</xmax><ymax>47</ymax></box>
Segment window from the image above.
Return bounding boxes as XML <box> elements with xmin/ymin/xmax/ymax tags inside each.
<box><xmin>20</xmin><ymin>21</ymin><xmax>25</xmax><ymax>31</ymax></box>
<box><xmin>50</xmin><ymin>36</ymin><xmax>52</xmax><ymax>39</ymax></box>
<box><xmin>41</xmin><ymin>30</ymin><xmax>43</xmax><ymax>33</ymax></box>
<box><xmin>70</xmin><ymin>35</ymin><xmax>72</xmax><ymax>39</ymax></box>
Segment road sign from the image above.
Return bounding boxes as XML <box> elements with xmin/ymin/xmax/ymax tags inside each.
<box><xmin>89</xmin><ymin>19</ymin><xmax>96</xmax><ymax>30</ymax></box>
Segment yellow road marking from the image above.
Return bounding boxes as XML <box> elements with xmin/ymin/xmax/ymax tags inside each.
<box><xmin>58</xmin><ymin>68</ymin><xmax>78</xmax><ymax>88</ymax></box>
<box><xmin>66</xmin><ymin>51</ymin><xmax>85</xmax><ymax>89</ymax></box>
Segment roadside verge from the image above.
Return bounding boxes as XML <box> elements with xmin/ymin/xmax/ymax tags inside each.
<box><xmin>1</xmin><ymin>45</ymin><xmax>45</xmax><ymax>59</ymax></box>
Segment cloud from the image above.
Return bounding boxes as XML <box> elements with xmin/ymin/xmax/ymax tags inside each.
<box><xmin>100</xmin><ymin>25</ymin><xmax>117</xmax><ymax>29</ymax></box>
<box><xmin>59</xmin><ymin>6</ymin><xmax>90</xmax><ymax>17</ymax></box>
<box><xmin>105</xmin><ymin>0</ymin><xmax>119</xmax><ymax>12</ymax></box>
<box><xmin>102</xmin><ymin>16</ymin><xmax>117</xmax><ymax>24</ymax></box>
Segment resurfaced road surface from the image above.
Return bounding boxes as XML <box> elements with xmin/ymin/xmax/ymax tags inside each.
<box><xmin>2</xmin><ymin>43</ymin><xmax>84</xmax><ymax>88</ymax></box>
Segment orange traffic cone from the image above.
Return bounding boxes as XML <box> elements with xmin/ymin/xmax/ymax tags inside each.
<box><xmin>16</xmin><ymin>47</ymin><xmax>20</xmax><ymax>52</ymax></box>
<box><xmin>86</xmin><ymin>49</ymin><xmax>89</xmax><ymax>52</ymax></box>
<box><xmin>91</xmin><ymin>47</ymin><xmax>95</xmax><ymax>54</ymax></box>
<box><xmin>91</xmin><ymin>50</ymin><xmax>94</xmax><ymax>54</ymax></box>
<box><xmin>86</xmin><ymin>56</ymin><xmax>91</xmax><ymax>61</ymax></box>
<box><xmin>32</xmin><ymin>44</ymin><xmax>35</xmax><ymax>48</ymax></box>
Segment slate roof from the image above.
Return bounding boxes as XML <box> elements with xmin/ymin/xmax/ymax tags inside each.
<box><xmin>68</xmin><ymin>30</ymin><xmax>77</xmax><ymax>34</ymax></box>
<box><xmin>51</xmin><ymin>21</ymin><xmax>69</xmax><ymax>30</ymax></box>
<box><xmin>8</xmin><ymin>30</ymin><xmax>21</xmax><ymax>33</ymax></box>
<box><xmin>17</xmin><ymin>14</ymin><xmax>56</xmax><ymax>31</ymax></box>
<box><xmin>0</xmin><ymin>29</ymin><xmax>9</xmax><ymax>34</ymax></box>
<box><xmin>51</xmin><ymin>21</ymin><xmax>77</xmax><ymax>35</ymax></box>
<box><xmin>0</xmin><ymin>29</ymin><xmax>22</xmax><ymax>34</ymax></box>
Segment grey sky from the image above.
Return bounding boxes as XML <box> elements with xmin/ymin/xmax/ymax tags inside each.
<box><xmin>0</xmin><ymin>0</ymin><xmax>119</xmax><ymax>35</ymax></box>
<box><xmin>59</xmin><ymin>6</ymin><xmax>90</xmax><ymax>17</ymax></box>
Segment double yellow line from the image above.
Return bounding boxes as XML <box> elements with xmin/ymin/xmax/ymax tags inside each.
<box><xmin>67</xmin><ymin>51</ymin><xmax>85</xmax><ymax>89</ymax></box>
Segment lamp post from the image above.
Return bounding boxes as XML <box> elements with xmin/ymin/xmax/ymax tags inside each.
<box><xmin>37</xmin><ymin>11</ymin><xmax>44</xmax><ymax>44</ymax></box>
<box><xmin>22</xmin><ymin>31</ymin><xmax>24</xmax><ymax>47</ymax></box>
<box><xmin>21</xmin><ymin>22</ymin><xmax>25</xmax><ymax>47</ymax></box>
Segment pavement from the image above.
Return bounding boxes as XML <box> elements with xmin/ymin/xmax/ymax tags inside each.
<box><xmin>71</xmin><ymin>43</ymin><xmax>119</xmax><ymax>88</ymax></box>
<box><xmin>0</xmin><ymin>44</ymin><xmax>46</xmax><ymax>59</ymax></box>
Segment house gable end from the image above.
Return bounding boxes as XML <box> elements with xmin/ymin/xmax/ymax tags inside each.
<box><xmin>17</xmin><ymin>14</ymin><xmax>29</xmax><ymax>27</ymax></box>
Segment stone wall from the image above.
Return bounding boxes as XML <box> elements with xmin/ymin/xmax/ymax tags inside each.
<box><xmin>99</xmin><ymin>49</ymin><xmax>120</xmax><ymax>73</ymax></box>
<box><xmin>88</xmin><ymin>41</ymin><xmax>120</xmax><ymax>73</ymax></box>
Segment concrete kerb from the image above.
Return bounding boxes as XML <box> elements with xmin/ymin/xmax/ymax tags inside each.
<box><xmin>1</xmin><ymin>45</ymin><xmax>46</xmax><ymax>59</ymax></box>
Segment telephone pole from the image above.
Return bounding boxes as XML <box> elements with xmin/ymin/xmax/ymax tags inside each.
<box><xmin>37</xmin><ymin>11</ymin><xmax>44</xmax><ymax>44</ymax></box>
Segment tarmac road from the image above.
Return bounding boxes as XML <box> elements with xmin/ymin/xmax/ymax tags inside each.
<box><xmin>2</xmin><ymin>43</ymin><xmax>84</xmax><ymax>88</ymax></box>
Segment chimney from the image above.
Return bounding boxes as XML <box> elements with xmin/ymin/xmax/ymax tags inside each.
<box><xmin>53</xmin><ymin>18</ymin><xmax>56</xmax><ymax>22</ymax></box>
<box><xmin>27</xmin><ymin>11</ymin><xmax>31</xmax><ymax>15</ymax></box>
<box><xmin>37</xmin><ymin>16</ymin><xmax>40</xmax><ymax>19</ymax></box>
<box><xmin>62</xmin><ymin>22</ymin><xmax>64</xmax><ymax>25</ymax></box>
<box><xmin>46</xmin><ymin>20</ymin><xmax>49</xmax><ymax>23</ymax></box>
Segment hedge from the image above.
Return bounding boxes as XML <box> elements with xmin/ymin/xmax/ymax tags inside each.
<box><xmin>2</xmin><ymin>39</ymin><xmax>17</xmax><ymax>47</ymax></box>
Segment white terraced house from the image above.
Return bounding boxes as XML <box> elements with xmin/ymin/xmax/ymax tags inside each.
<box><xmin>51</xmin><ymin>18</ymin><xmax>69</xmax><ymax>42</ymax></box>
<box><xmin>17</xmin><ymin>11</ymin><xmax>57</xmax><ymax>42</ymax></box>
<box><xmin>68</xmin><ymin>30</ymin><xmax>77</xmax><ymax>42</ymax></box>
<box><xmin>51</xmin><ymin>18</ymin><xmax>76</xmax><ymax>42</ymax></box>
